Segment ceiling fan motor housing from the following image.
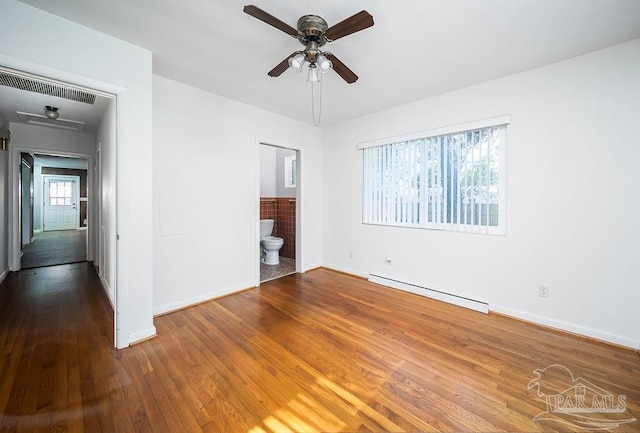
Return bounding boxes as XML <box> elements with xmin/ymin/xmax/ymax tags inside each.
<box><xmin>297</xmin><ymin>15</ymin><xmax>328</xmax><ymax>47</ymax></box>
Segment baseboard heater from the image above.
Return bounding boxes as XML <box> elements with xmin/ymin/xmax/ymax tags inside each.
<box><xmin>369</xmin><ymin>274</ymin><xmax>489</xmax><ymax>314</ymax></box>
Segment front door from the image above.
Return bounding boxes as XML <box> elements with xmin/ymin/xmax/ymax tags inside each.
<box><xmin>43</xmin><ymin>175</ymin><xmax>80</xmax><ymax>231</ymax></box>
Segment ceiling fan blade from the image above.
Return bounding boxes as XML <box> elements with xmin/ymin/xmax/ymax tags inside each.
<box><xmin>326</xmin><ymin>53</ymin><xmax>358</xmax><ymax>84</ymax></box>
<box><xmin>243</xmin><ymin>5</ymin><xmax>298</xmax><ymax>37</ymax></box>
<box><xmin>325</xmin><ymin>11</ymin><xmax>374</xmax><ymax>41</ymax></box>
<box><xmin>268</xmin><ymin>53</ymin><xmax>297</xmax><ymax>77</ymax></box>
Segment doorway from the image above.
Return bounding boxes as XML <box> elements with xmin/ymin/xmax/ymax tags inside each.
<box><xmin>43</xmin><ymin>175</ymin><xmax>80</xmax><ymax>231</ymax></box>
<box><xmin>259</xmin><ymin>144</ymin><xmax>300</xmax><ymax>283</ymax></box>
<box><xmin>21</xmin><ymin>160</ymin><xmax>89</xmax><ymax>269</ymax></box>
<box><xmin>3</xmin><ymin>64</ymin><xmax>118</xmax><ymax>345</ymax></box>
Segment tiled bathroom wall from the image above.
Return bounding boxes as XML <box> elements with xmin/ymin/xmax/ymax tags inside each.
<box><xmin>260</xmin><ymin>199</ymin><xmax>277</xmax><ymax>220</ymax></box>
<box><xmin>260</xmin><ymin>197</ymin><xmax>296</xmax><ymax>260</ymax></box>
<box><xmin>275</xmin><ymin>198</ymin><xmax>296</xmax><ymax>260</ymax></box>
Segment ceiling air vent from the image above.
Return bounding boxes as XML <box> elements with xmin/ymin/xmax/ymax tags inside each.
<box><xmin>0</xmin><ymin>69</ymin><xmax>96</xmax><ymax>105</ymax></box>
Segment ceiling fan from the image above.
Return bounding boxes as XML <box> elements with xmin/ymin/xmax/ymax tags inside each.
<box><xmin>243</xmin><ymin>5</ymin><xmax>374</xmax><ymax>84</ymax></box>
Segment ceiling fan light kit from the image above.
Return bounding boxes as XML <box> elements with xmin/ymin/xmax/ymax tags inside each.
<box><xmin>243</xmin><ymin>5</ymin><xmax>374</xmax><ymax>125</ymax></box>
<box><xmin>316</xmin><ymin>54</ymin><xmax>333</xmax><ymax>73</ymax></box>
<box><xmin>289</xmin><ymin>52</ymin><xmax>306</xmax><ymax>72</ymax></box>
<box><xmin>307</xmin><ymin>64</ymin><xmax>319</xmax><ymax>83</ymax></box>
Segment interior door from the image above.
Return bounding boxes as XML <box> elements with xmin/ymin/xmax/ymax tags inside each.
<box><xmin>43</xmin><ymin>175</ymin><xmax>80</xmax><ymax>231</ymax></box>
<box><xmin>21</xmin><ymin>155</ymin><xmax>34</xmax><ymax>246</ymax></box>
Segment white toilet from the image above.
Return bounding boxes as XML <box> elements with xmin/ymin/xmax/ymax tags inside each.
<box><xmin>260</xmin><ymin>219</ymin><xmax>284</xmax><ymax>265</ymax></box>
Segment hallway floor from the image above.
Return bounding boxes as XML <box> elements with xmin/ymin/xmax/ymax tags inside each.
<box><xmin>21</xmin><ymin>229</ymin><xmax>87</xmax><ymax>269</ymax></box>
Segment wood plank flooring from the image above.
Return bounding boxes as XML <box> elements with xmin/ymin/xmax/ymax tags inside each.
<box><xmin>0</xmin><ymin>264</ymin><xmax>638</xmax><ymax>432</ymax></box>
<box><xmin>20</xmin><ymin>230</ymin><xmax>87</xmax><ymax>269</ymax></box>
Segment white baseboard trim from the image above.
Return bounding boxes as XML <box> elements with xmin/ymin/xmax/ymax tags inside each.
<box><xmin>129</xmin><ymin>326</ymin><xmax>157</xmax><ymax>345</ymax></box>
<box><xmin>0</xmin><ymin>269</ymin><xmax>8</xmax><ymax>286</ymax></box>
<box><xmin>322</xmin><ymin>263</ymin><xmax>369</xmax><ymax>279</ymax></box>
<box><xmin>369</xmin><ymin>274</ymin><xmax>489</xmax><ymax>314</ymax></box>
<box><xmin>99</xmin><ymin>274</ymin><xmax>115</xmax><ymax>310</ymax></box>
<box><xmin>153</xmin><ymin>280</ymin><xmax>256</xmax><ymax>316</ymax></box>
<box><xmin>490</xmin><ymin>304</ymin><xmax>639</xmax><ymax>350</ymax></box>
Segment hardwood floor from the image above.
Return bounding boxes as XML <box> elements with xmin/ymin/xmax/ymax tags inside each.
<box><xmin>0</xmin><ymin>264</ymin><xmax>638</xmax><ymax>432</ymax></box>
<box><xmin>21</xmin><ymin>230</ymin><xmax>87</xmax><ymax>269</ymax></box>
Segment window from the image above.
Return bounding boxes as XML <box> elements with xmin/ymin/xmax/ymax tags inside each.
<box><xmin>284</xmin><ymin>155</ymin><xmax>296</xmax><ymax>188</ymax></box>
<box><xmin>360</xmin><ymin>116</ymin><xmax>508</xmax><ymax>234</ymax></box>
<box><xmin>49</xmin><ymin>181</ymin><xmax>73</xmax><ymax>206</ymax></box>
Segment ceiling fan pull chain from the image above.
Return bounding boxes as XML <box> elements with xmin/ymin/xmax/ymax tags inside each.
<box><xmin>311</xmin><ymin>77</ymin><xmax>322</xmax><ymax>127</ymax></box>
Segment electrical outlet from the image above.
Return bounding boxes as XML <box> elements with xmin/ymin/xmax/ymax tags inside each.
<box><xmin>538</xmin><ymin>285</ymin><xmax>550</xmax><ymax>298</ymax></box>
<box><xmin>348</xmin><ymin>250</ymin><xmax>354</xmax><ymax>259</ymax></box>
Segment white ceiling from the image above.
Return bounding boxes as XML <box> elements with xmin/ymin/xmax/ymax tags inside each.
<box><xmin>10</xmin><ymin>0</ymin><xmax>640</xmax><ymax>127</ymax></box>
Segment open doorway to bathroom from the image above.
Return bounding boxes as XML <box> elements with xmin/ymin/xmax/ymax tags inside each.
<box><xmin>259</xmin><ymin>144</ymin><xmax>298</xmax><ymax>282</ymax></box>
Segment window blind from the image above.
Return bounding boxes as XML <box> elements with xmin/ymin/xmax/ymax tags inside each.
<box><xmin>362</xmin><ymin>118</ymin><xmax>508</xmax><ymax>234</ymax></box>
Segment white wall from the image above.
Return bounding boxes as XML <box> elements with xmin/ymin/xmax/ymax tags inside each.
<box><xmin>152</xmin><ymin>75</ymin><xmax>322</xmax><ymax>314</ymax></box>
<box><xmin>0</xmin><ymin>148</ymin><xmax>6</xmax><ymax>285</ymax></box>
<box><xmin>0</xmin><ymin>112</ymin><xmax>7</xmax><ymax>284</ymax></box>
<box><xmin>10</xmin><ymin>123</ymin><xmax>95</xmax><ymax>154</ymax></box>
<box><xmin>322</xmin><ymin>40</ymin><xmax>640</xmax><ymax>349</ymax></box>
<box><xmin>1</xmin><ymin>0</ymin><xmax>154</xmax><ymax>348</ymax></box>
<box><xmin>260</xmin><ymin>145</ymin><xmax>277</xmax><ymax>197</ymax></box>
<box><xmin>260</xmin><ymin>145</ymin><xmax>297</xmax><ymax>198</ymax></box>
<box><xmin>35</xmin><ymin>155</ymin><xmax>89</xmax><ymax>169</ymax></box>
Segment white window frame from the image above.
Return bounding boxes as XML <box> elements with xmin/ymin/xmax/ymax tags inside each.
<box><xmin>359</xmin><ymin>115</ymin><xmax>509</xmax><ymax>235</ymax></box>
<box><xmin>284</xmin><ymin>155</ymin><xmax>296</xmax><ymax>188</ymax></box>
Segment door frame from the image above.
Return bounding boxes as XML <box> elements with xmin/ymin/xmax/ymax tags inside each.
<box><xmin>255</xmin><ymin>140</ymin><xmax>303</xmax><ymax>286</ymax></box>
<box><xmin>9</xmin><ymin>149</ymin><xmax>93</xmax><ymax>267</ymax></box>
<box><xmin>0</xmin><ymin>51</ymin><xmax>154</xmax><ymax>349</ymax></box>
<box><xmin>42</xmin><ymin>174</ymin><xmax>81</xmax><ymax>232</ymax></box>
<box><xmin>20</xmin><ymin>153</ymin><xmax>35</xmax><ymax>247</ymax></box>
